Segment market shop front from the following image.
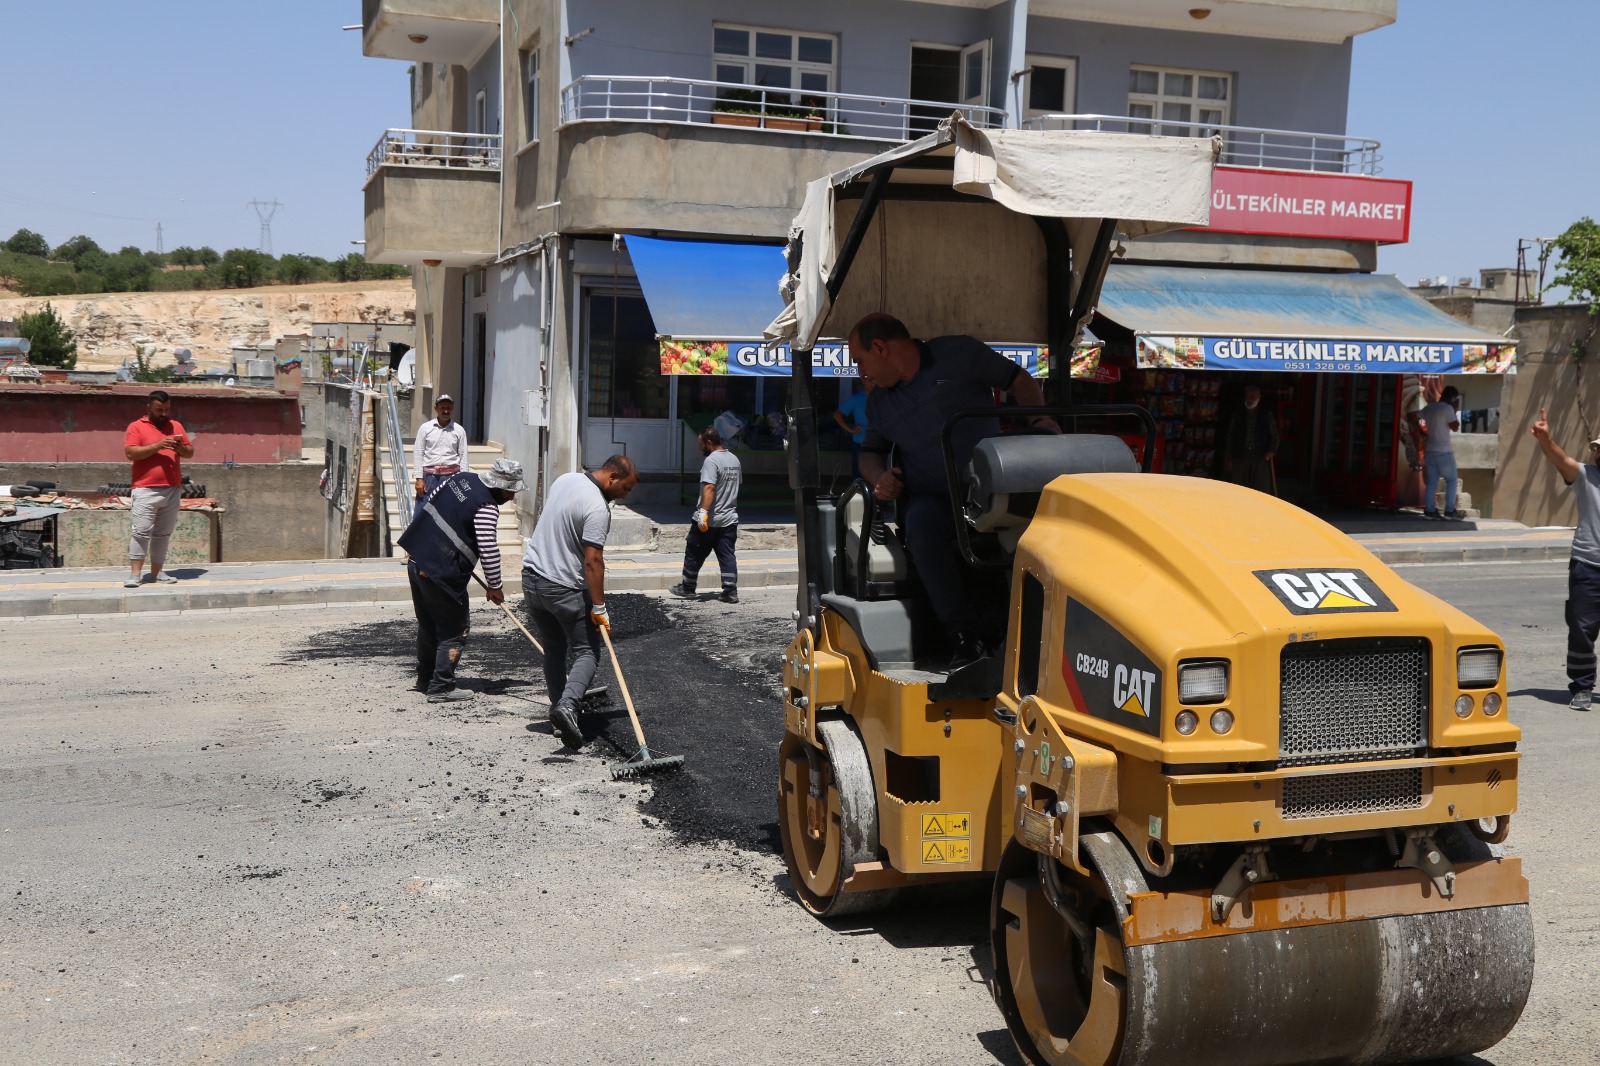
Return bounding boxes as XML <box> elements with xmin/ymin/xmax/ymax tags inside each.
<box><xmin>1078</xmin><ymin>263</ymin><xmax>1516</xmax><ymax>510</ymax></box>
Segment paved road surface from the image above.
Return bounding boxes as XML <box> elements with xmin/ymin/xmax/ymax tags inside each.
<box><xmin>0</xmin><ymin>560</ymin><xmax>1592</xmax><ymax>1064</ymax></box>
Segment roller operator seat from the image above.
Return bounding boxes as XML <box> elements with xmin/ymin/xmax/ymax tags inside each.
<box><xmin>964</xmin><ymin>433</ymin><xmax>1139</xmax><ymax>551</ymax></box>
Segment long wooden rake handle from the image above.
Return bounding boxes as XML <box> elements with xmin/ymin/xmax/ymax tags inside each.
<box><xmin>598</xmin><ymin>623</ymin><xmax>649</xmax><ymax>751</ymax></box>
<box><xmin>471</xmin><ymin>572</ymin><xmax>544</xmax><ymax>655</ymax></box>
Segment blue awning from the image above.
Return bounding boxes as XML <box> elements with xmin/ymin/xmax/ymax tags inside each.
<box><xmin>625</xmin><ymin>236</ymin><xmax>788</xmax><ymax>340</ymax></box>
<box><xmin>1097</xmin><ymin>264</ymin><xmax>1515</xmax><ymax>374</ymax></box>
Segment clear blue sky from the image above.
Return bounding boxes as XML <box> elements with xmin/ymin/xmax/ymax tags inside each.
<box><xmin>0</xmin><ymin>2</ymin><xmax>406</xmax><ymax>261</ymax></box>
<box><xmin>2</xmin><ymin>2</ymin><xmax>1594</xmax><ymax>291</ymax></box>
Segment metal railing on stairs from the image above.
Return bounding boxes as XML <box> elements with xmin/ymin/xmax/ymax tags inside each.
<box><xmin>381</xmin><ymin>382</ymin><xmax>411</xmax><ymax>554</ymax></box>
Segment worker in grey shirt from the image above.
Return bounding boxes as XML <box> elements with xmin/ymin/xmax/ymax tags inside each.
<box><xmin>1531</xmin><ymin>407</ymin><xmax>1600</xmax><ymax>710</ymax></box>
<box><xmin>1420</xmin><ymin>385</ymin><xmax>1463</xmax><ymax>519</ymax></box>
<box><xmin>850</xmin><ymin>312</ymin><xmax>1059</xmax><ymax>672</ymax></box>
<box><xmin>669</xmin><ymin>427</ymin><xmax>744</xmax><ymax>603</ymax></box>
<box><xmin>522</xmin><ymin>454</ymin><xmax>639</xmax><ymax>747</ymax></box>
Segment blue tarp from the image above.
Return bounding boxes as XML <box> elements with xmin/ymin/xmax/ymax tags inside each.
<box><xmin>1098</xmin><ymin>265</ymin><xmax>1514</xmax><ymax>374</ymax></box>
<box><xmin>625</xmin><ymin>236</ymin><xmax>787</xmax><ymax>340</ymax></box>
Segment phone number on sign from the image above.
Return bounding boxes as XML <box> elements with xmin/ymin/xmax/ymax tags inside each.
<box><xmin>1279</xmin><ymin>362</ymin><xmax>1370</xmax><ymax>372</ymax></box>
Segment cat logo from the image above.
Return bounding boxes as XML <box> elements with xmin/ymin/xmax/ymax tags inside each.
<box><xmin>1254</xmin><ymin>568</ymin><xmax>1398</xmax><ymax>615</ymax></box>
<box><xmin>1113</xmin><ymin>663</ymin><xmax>1156</xmax><ymax>717</ymax></box>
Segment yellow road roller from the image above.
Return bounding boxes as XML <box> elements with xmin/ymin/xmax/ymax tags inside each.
<box><xmin>765</xmin><ymin>117</ymin><xmax>1532</xmax><ymax>1065</ymax></box>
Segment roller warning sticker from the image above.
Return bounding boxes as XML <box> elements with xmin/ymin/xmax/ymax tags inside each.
<box><xmin>921</xmin><ymin>813</ymin><xmax>971</xmax><ymax>839</ymax></box>
<box><xmin>922</xmin><ymin>839</ymin><xmax>972</xmax><ymax>864</ymax></box>
<box><xmin>1253</xmin><ymin>568</ymin><xmax>1397</xmax><ymax>615</ymax></box>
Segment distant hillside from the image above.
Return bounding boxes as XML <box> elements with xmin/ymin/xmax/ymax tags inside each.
<box><xmin>0</xmin><ymin>279</ymin><xmax>415</xmax><ymax>370</ymax></box>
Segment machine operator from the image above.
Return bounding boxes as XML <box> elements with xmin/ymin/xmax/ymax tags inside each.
<box><xmin>848</xmin><ymin>312</ymin><xmax>1058</xmax><ymax>671</ymax></box>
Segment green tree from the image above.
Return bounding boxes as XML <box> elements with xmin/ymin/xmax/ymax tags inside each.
<box><xmin>50</xmin><ymin>234</ymin><xmax>103</xmax><ymax>268</ymax></box>
<box><xmin>3</xmin><ymin>228</ymin><xmax>49</xmax><ymax>258</ymax></box>
<box><xmin>1551</xmin><ymin>217</ymin><xmax>1600</xmax><ymax>317</ymax></box>
<box><xmin>16</xmin><ymin>302</ymin><xmax>78</xmax><ymax>369</ymax></box>
<box><xmin>195</xmin><ymin>246</ymin><xmax>220</xmax><ymax>266</ymax></box>
<box><xmin>277</xmin><ymin>253</ymin><xmax>317</xmax><ymax>284</ymax></box>
<box><xmin>130</xmin><ymin>345</ymin><xmax>175</xmax><ymax>383</ymax></box>
<box><xmin>169</xmin><ymin>246</ymin><xmax>199</xmax><ymax>266</ymax></box>
<box><xmin>334</xmin><ymin>252</ymin><xmax>369</xmax><ymax>282</ymax></box>
<box><xmin>219</xmin><ymin>248</ymin><xmax>272</xmax><ymax>288</ymax></box>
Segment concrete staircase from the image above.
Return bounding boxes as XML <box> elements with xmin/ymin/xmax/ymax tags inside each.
<box><xmin>378</xmin><ymin>442</ymin><xmax>523</xmax><ymax>558</ymax></box>
<box><xmin>1431</xmin><ymin>479</ymin><xmax>1480</xmax><ymax>519</ymax></box>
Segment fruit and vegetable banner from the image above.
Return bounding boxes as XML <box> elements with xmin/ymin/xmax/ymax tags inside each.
<box><xmin>1136</xmin><ymin>335</ymin><xmax>1516</xmax><ymax>375</ymax></box>
<box><xmin>659</xmin><ymin>340</ymin><xmax>1103</xmax><ymax>378</ymax></box>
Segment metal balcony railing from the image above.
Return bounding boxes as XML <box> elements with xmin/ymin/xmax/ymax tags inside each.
<box><xmin>1021</xmin><ymin>114</ymin><xmax>1382</xmax><ymax>175</ymax></box>
<box><xmin>559</xmin><ymin>76</ymin><xmax>1007</xmax><ymax>142</ymax></box>
<box><xmin>366</xmin><ymin>129</ymin><xmax>503</xmax><ymax>179</ymax></box>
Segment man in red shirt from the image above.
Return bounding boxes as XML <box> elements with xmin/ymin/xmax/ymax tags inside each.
<box><xmin>122</xmin><ymin>390</ymin><xmax>194</xmax><ymax>588</ymax></box>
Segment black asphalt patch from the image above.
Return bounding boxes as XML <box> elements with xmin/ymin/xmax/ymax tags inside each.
<box><xmin>289</xmin><ymin>593</ymin><xmax>790</xmax><ymax>854</ymax></box>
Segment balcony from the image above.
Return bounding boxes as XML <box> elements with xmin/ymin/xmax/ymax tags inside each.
<box><xmin>1021</xmin><ymin>0</ymin><xmax>1394</xmax><ymax>44</ymax></box>
<box><xmin>559</xmin><ymin>76</ymin><xmax>1007</xmax><ymax>143</ymax></box>
<box><xmin>1022</xmin><ymin>114</ymin><xmax>1382</xmax><ymax>175</ymax></box>
<box><xmin>363</xmin><ymin>130</ymin><xmax>500</xmax><ymax>268</ymax></box>
<box><xmin>361</xmin><ymin>0</ymin><xmax>497</xmax><ymax>63</ymax></box>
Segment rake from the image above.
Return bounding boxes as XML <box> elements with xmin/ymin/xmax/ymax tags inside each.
<box><xmin>599</xmin><ymin>624</ymin><xmax>684</xmax><ymax>779</ymax></box>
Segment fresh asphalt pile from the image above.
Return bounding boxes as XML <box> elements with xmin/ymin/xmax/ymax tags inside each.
<box><xmin>288</xmin><ymin>590</ymin><xmax>796</xmax><ymax>854</ymax></box>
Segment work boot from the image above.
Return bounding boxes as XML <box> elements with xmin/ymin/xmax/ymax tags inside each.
<box><xmin>427</xmin><ymin>689</ymin><xmax>473</xmax><ymax>703</ymax></box>
<box><xmin>1571</xmin><ymin>689</ymin><xmax>1593</xmax><ymax>712</ymax></box>
<box><xmin>948</xmin><ymin>632</ymin><xmax>988</xmax><ymax>673</ymax></box>
<box><xmin>550</xmin><ymin>698</ymin><xmax>584</xmax><ymax>748</ymax></box>
<box><xmin>720</xmin><ymin>589</ymin><xmax>739</xmax><ymax>604</ymax></box>
<box><xmin>668</xmin><ymin>583</ymin><xmax>696</xmax><ymax>599</ymax></box>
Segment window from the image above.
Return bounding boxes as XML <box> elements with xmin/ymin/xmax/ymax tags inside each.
<box><xmin>521</xmin><ymin>46</ymin><xmax>540</xmax><ymax>142</ymax></box>
<box><xmin>1024</xmin><ymin>54</ymin><xmax>1077</xmax><ymax>120</ymax></box>
<box><xmin>713</xmin><ymin>23</ymin><xmax>837</xmax><ymax>103</ymax></box>
<box><xmin>1128</xmin><ymin>64</ymin><xmax>1230</xmax><ymax>137</ymax></box>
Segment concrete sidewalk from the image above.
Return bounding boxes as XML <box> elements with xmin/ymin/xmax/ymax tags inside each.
<box><xmin>0</xmin><ymin>521</ymin><xmax>1573</xmax><ymax>618</ymax></box>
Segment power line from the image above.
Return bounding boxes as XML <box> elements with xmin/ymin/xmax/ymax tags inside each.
<box><xmin>248</xmin><ymin>199</ymin><xmax>284</xmax><ymax>257</ymax></box>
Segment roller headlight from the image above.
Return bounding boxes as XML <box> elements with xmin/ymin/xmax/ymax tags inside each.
<box><xmin>1174</xmin><ymin>710</ymin><xmax>1199</xmax><ymax>736</ymax></box>
<box><xmin>1454</xmin><ymin>694</ymin><xmax>1474</xmax><ymax>718</ymax></box>
<box><xmin>1209</xmin><ymin>709</ymin><xmax>1234</xmax><ymax>735</ymax></box>
<box><xmin>1457</xmin><ymin>646</ymin><xmax>1502</xmax><ymax>688</ymax></box>
<box><xmin>1483</xmin><ymin>692</ymin><xmax>1503</xmax><ymax>716</ymax></box>
<box><xmin>1178</xmin><ymin>659</ymin><xmax>1229</xmax><ymax>704</ymax></box>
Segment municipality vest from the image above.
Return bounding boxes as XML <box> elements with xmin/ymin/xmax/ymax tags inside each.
<box><xmin>398</xmin><ymin>472</ymin><xmax>494</xmax><ymax>599</ymax></box>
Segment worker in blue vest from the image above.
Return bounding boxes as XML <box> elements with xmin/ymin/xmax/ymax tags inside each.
<box><xmin>397</xmin><ymin>458</ymin><xmax>524</xmax><ymax>702</ymax></box>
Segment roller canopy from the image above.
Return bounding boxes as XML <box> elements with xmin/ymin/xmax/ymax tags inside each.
<box><xmin>764</xmin><ymin>115</ymin><xmax>1219</xmax><ymax>353</ymax></box>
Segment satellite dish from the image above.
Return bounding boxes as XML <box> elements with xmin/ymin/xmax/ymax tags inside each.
<box><xmin>397</xmin><ymin>349</ymin><xmax>417</xmax><ymax>387</ymax></box>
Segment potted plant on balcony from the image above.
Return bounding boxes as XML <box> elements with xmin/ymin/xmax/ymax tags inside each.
<box><xmin>712</xmin><ymin>87</ymin><xmax>763</xmax><ymax>128</ymax></box>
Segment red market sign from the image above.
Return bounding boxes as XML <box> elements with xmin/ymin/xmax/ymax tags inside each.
<box><xmin>1202</xmin><ymin>167</ymin><xmax>1412</xmax><ymax>244</ymax></box>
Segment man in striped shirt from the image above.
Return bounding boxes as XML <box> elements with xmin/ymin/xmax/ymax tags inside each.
<box><xmin>397</xmin><ymin>458</ymin><xmax>524</xmax><ymax>702</ymax></box>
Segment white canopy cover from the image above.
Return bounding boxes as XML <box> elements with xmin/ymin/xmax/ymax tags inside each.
<box><xmin>765</xmin><ymin>115</ymin><xmax>1219</xmax><ymax>353</ymax></box>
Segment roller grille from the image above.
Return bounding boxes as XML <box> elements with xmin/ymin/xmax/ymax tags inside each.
<box><xmin>1283</xmin><ymin>767</ymin><xmax>1424</xmax><ymax>820</ymax></box>
<box><xmin>1279</xmin><ymin>638</ymin><xmax>1428</xmax><ymax>767</ymax></box>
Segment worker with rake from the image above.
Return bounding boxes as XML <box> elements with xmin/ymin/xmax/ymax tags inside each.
<box><xmin>397</xmin><ymin>458</ymin><xmax>525</xmax><ymax>702</ymax></box>
<box><xmin>522</xmin><ymin>455</ymin><xmax>639</xmax><ymax>749</ymax></box>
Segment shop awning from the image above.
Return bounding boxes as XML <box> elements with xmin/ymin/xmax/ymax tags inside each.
<box><xmin>1099</xmin><ymin>264</ymin><xmax>1516</xmax><ymax>374</ymax></box>
<box><xmin>624</xmin><ymin>236</ymin><xmax>787</xmax><ymax>341</ymax></box>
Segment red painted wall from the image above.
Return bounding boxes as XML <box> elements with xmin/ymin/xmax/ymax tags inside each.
<box><xmin>0</xmin><ymin>384</ymin><xmax>301</xmax><ymax>463</ymax></box>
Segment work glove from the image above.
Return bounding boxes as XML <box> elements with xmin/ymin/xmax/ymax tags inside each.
<box><xmin>692</xmin><ymin>508</ymin><xmax>709</xmax><ymax>533</ymax></box>
<box><xmin>589</xmin><ymin>602</ymin><xmax>610</xmax><ymax>630</ymax></box>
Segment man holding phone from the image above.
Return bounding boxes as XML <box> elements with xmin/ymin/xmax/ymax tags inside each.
<box><xmin>122</xmin><ymin>389</ymin><xmax>194</xmax><ymax>588</ymax></box>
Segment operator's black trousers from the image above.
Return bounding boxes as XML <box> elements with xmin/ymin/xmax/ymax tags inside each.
<box><xmin>1565</xmin><ymin>558</ymin><xmax>1600</xmax><ymax>693</ymax></box>
<box><xmin>407</xmin><ymin>560</ymin><xmax>470</xmax><ymax>695</ymax></box>
<box><xmin>680</xmin><ymin>523</ymin><xmax>738</xmax><ymax>594</ymax></box>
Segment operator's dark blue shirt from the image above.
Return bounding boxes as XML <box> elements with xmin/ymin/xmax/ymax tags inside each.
<box><xmin>861</xmin><ymin>335</ymin><xmax>1021</xmax><ymax>496</ymax></box>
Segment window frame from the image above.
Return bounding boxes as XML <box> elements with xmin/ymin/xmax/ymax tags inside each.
<box><xmin>1022</xmin><ymin>53</ymin><xmax>1078</xmax><ymax>120</ymax></box>
<box><xmin>711</xmin><ymin>22</ymin><xmax>839</xmax><ymax>102</ymax></box>
<box><xmin>520</xmin><ymin>45</ymin><xmax>540</xmax><ymax>144</ymax></box>
<box><xmin>1127</xmin><ymin>63</ymin><xmax>1232</xmax><ymax>137</ymax></box>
